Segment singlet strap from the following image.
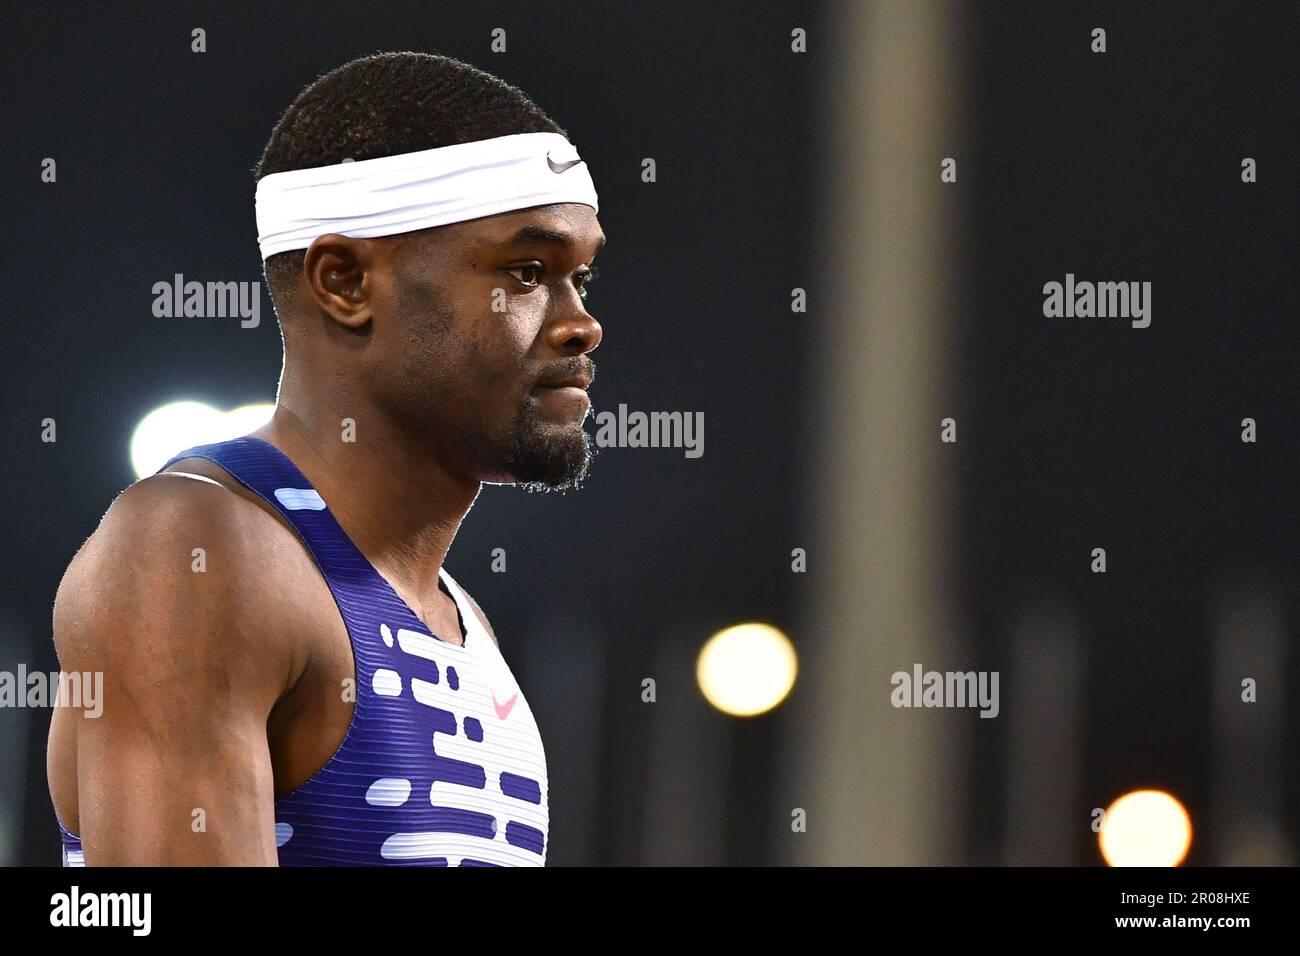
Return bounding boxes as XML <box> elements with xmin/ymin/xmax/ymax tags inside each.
<box><xmin>158</xmin><ymin>435</ymin><xmax>456</xmax><ymax>643</ymax></box>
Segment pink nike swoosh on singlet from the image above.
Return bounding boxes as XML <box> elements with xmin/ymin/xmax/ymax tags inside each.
<box><xmin>493</xmin><ymin>690</ymin><xmax>519</xmax><ymax>720</ymax></box>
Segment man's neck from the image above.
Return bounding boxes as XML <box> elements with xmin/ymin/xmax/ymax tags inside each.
<box><xmin>251</xmin><ymin>400</ymin><xmax>481</xmax><ymax>606</ymax></box>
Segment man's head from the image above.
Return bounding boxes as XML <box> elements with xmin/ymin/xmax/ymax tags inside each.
<box><xmin>255</xmin><ymin>52</ymin><xmax>604</xmax><ymax>492</ymax></box>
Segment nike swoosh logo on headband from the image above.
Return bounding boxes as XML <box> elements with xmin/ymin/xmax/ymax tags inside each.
<box><xmin>547</xmin><ymin>153</ymin><xmax>584</xmax><ymax>174</ymax></box>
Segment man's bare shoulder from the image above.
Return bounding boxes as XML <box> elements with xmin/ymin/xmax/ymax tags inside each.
<box><xmin>53</xmin><ymin>462</ymin><xmax>318</xmax><ymax>683</ymax></box>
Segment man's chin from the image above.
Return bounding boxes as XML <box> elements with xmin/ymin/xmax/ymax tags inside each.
<box><xmin>500</xmin><ymin>426</ymin><xmax>594</xmax><ymax>493</ymax></box>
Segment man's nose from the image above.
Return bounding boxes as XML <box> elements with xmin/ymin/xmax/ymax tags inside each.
<box><xmin>544</xmin><ymin>299</ymin><xmax>602</xmax><ymax>356</ymax></box>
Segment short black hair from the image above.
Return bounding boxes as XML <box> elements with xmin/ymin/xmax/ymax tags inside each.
<box><xmin>255</xmin><ymin>51</ymin><xmax>568</xmax><ymax>311</ymax></box>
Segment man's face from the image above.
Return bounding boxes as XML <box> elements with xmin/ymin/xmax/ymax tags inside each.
<box><xmin>379</xmin><ymin>203</ymin><xmax>605</xmax><ymax>491</ymax></box>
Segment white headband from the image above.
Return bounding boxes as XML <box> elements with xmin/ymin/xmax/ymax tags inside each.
<box><xmin>254</xmin><ymin>131</ymin><xmax>599</xmax><ymax>260</ymax></box>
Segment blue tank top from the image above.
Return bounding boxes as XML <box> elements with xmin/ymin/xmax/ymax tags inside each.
<box><xmin>57</xmin><ymin>435</ymin><xmax>548</xmax><ymax>866</ymax></box>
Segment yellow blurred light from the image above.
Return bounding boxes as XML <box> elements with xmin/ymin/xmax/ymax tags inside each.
<box><xmin>1099</xmin><ymin>789</ymin><xmax>1193</xmax><ymax>867</ymax></box>
<box><xmin>696</xmin><ymin>623</ymin><xmax>797</xmax><ymax>717</ymax></box>
<box><xmin>222</xmin><ymin>402</ymin><xmax>276</xmax><ymax>437</ymax></box>
<box><xmin>130</xmin><ymin>401</ymin><xmax>276</xmax><ymax>478</ymax></box>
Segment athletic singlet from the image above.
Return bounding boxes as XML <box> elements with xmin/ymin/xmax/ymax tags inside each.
<box><xmin>56</xmin><ymin>435</ymin><xmax>548</xmax><ymax>866</ymax></box>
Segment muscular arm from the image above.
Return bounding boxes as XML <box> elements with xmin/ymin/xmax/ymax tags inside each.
<box><xmin>53</xmin><ymin>474</ymin><xmax>302</xmax><ymax>865</ymax></box>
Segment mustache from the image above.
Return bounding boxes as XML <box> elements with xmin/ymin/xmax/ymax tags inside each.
<box><xmin>534</xmin><ymin>356</ymin><xmax>596</xmax><ymax>388</ymax></box>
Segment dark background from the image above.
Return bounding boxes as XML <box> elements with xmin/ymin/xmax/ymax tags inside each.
<box><xmin>1</xmin><ymin>1</ymin><xmax>1296</xmax><ymax>866</ymax></box>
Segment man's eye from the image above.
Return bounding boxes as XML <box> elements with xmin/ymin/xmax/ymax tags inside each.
<box><xmin>505</xmin><ymin>263</ymin><xmax>598</xmax><ymax>299</ymax></box>
<box><xmin>506</xmin><ymin>264</ymin><xmax>543</xmax><ymax>287</ymax></box>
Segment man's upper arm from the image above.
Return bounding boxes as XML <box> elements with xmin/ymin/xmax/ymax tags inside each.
<box><xmin>55</xmin><ymin>475</ymin><xmax>296</xmax><ymax>865</ymax></box>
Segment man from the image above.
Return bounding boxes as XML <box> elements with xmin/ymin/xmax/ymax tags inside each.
<box><xmin>46</xmin><ymin>51</ymin><xmax>605</xmax><ymax>866</ymax></box>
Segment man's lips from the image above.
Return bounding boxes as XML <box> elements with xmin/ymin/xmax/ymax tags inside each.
<box><xmin>533</xmin><ymin>371</ymin><xmax>592</xmax><ymax>390</ymax></box>
<box><xmin>532</xmin><ymin>383</ymin><xmax>590</xmax><ymax>402</ymax></box>
<box><xmin>531</xmin><ymin>374</ymin><xmax>591</xmax><ymax>415</ymax></box>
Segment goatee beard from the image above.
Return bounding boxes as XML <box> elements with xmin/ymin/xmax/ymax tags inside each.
<box><xmin>502</xmin><ymin>399</ymin><xmax>595</xmax><ymax>493</ymax></box>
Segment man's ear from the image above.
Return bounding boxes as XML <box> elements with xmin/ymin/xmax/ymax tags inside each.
<box><xmin>301</xmin><ymin>234</ymin><xmax>378</xmax><ymax>330</ymax></box>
